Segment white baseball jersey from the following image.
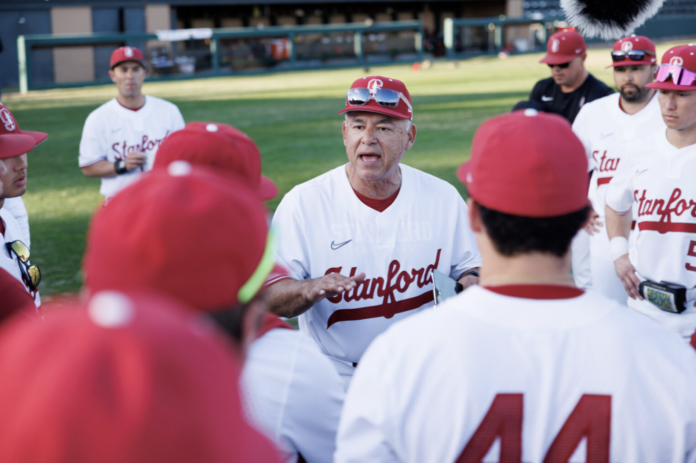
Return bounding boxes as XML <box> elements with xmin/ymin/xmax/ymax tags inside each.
<box><xmin>570</xmin><ymin>92</ymin><xmax>662</xmax><ymax>301</ymax></box>
<box><xmin>241</xmin><ymin>326</ymin><xmax>345</xmax><ymax>463</ymax></box>
<box><xmin>3</xmin><ymin>197</ymin><xmax>30</xmax><ymax>248</ymax></box>
<box><xmin>0</xmin><ymin>208</ymin><xmax>39</xmax><ymax>308</ymax></box>
<box><xmin>272</xmin><ymin>164</ymin><xmax>481</xmax><ymax>379</ymax></box>
<box><xmin>78</xmin><ymin>96</ymin><xmax>185</xmax><ymax>198</ymax></box>
<box><xmin>336</xmin><ymin>285</ymin><xmax>696</xmax><ymax>463</ymax></box>
<box><xmin>606</xmin><ymin>128</ymin><xmax>696</xmax><ymax>338</ymax></box>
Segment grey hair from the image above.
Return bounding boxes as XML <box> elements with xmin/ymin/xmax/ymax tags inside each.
<box><xmin>344</xmin><ymin>114</ymin><xmax>412</xmax><ymax>131</ymax></box>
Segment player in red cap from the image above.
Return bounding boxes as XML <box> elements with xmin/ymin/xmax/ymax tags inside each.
<box><xmin>336</xmin><ymin>109</ymin><xmax>696</xmax><ymax>462</ymax></box>
<box><xmin>569</xmin><ymin>35</ymin><xmax>662</xmax><ymax>303</ymax></box>
<box><xmin>529</xmin><ymin>30</ymin><xmax>614</xmax><ymax>123</ymax></box>
<box><xmin>0</xmin><ymin>103</ymin><xmax>46</xmax><ymax>310</ymax></box>
<box><xmin>152</xmin><ymin>121</ymin><xmax>278</xmax><ymax>200</ymax></box>
<box><xmin>606</xmin><ymin>44</ymin><xmax>696</xmax><ymax>339</ymax></box>
<box><xmin>83</xmin><ymin>162</ymin><xmax>345</xmax><ymax>463</ymax></box>
<box><xmin>265</xmin><ymin>76</ymin><xmax>482</xmax><ymax>384</ymax></box>
<box><xmin>0</xmin><ymin>289</ymin><xmax>280</xmax><ymax>463</ymax></box>
<box><xmin>78</xmin><ymin>46</ymin><xmax>184</xmax><ymax>200</ymax></box>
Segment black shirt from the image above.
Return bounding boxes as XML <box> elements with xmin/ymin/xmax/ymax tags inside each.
<box><xmin>529</xmin><ymin>73</ymin><xmax>614</xmax><ymax>124</ymax></box>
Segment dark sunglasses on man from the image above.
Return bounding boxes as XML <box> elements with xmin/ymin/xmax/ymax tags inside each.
<box><xmin>547</xmin><ymin>62</ymin><xmax>571</xmax><ymax>69</ymax></box>
<box><xmin>6</xmin><ymin>240</ymin><xmax>41</xmax><ymax>292</ymax></box>
<box><xmin>611</xmin><ymin>49</ymin><xmax>655</xmax><ymax>63</ymax></box>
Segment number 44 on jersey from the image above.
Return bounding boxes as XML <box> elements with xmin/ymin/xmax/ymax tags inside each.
<box><xmin>458</xmin><ymin>394</ymin><xmax>610</xmax><ymax>463</ymax></box>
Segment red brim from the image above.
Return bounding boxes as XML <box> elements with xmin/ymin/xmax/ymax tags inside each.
<box><xmin>21</xmin><ymin>130</ymin><xmax>49</xmax><ymax>146</ymax></box>
<box><xmin>338</xmin><ymin>105</ymin><xmax>411</xmax><ymax>120</ymax></box>
<box><xmin>457</xmin><ymin>161</ymin><xmax>472</xmax><ymax>185</ymax></box>
<box><xmin>606</xmin><ymin>59</ymin><xmax>656</xmax><ymax>68</ymax></box>
<box><xmin>259</xmin><ymin>175</ymin><xmax>278</xmax><ymax>201</ymax></box>
<box><xmin>645</xmin><ymin>81</ymin><xmax>696</xmax><ymax>91</ymax></box>
<box><xmin>0</xmin><ymin>134</ymin><xmax>39</xmax><ymax>160</ymax></box>
<box><xmin>111</xmin><ymin>59</ymin><xmax>148</xmax><ymax>69</ymax></box>
<box><xmin>539</xmin><ymin>54</ymin><xmax>579</xmax><ymax>65</ymax></box>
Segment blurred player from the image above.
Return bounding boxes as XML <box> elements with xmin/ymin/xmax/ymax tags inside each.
<box><xmin>0</xmin><ymin>104</ymin><xmax>46</xmax><ymax>309</ymax></box>
<box><xmin>335</xmin><ymin>110</ymin><xmax>696</xmax><ymax>463</ymax></box>
<box><xmin>78</xmin><ymin>46</ymin><xmax>184</xmax><ymax>199</ymax></box>
<box><xmin>84</xmin><ymin>159</ymin><xmax>344</xmax><ymax>463</ymax></box>
<box><xmin>265</xmin><ymin>76</ymin><xmax>482</xmax><ymax>383</ymax></box>
<box><xmin>606</xmin><ymin>45</ymin><xmax>696</xmax><ymax>338</ymax></box>
<box><xmin>570</xmin><ymin>35</ymin><xmax>661</xmax><ymax>302</ymax></box>
<box><xmin>0</xmin><ymin>290</ymin><xmax>280</xmax><ymax>463</ymax></box>
<box><xmin>530</xmin><ymin>30</ymin><xmax>614</xmax><ymax>123</ymax></box>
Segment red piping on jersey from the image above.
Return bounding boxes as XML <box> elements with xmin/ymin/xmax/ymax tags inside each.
<box><xmin>638</xmin><ymin>221</ymin><xmax>696</xmax><ymax>234</ymax></box>
<box><xmin>257</xmin><ymin>312</ymin><xmax>292</xmax><ymax>338</ymax></box>
<box><xmin>484</xmin><ymin>284</ymin><xmax>584</xmax><ymax>299</ymax></box>
<box><xmin>597</xmin><ymin>177</ymin><xmax>612</xmax><ymax>186</ymax></box>
<box><xmin>0</xmin><ymin>219</ymin><xmax>5</xmax><ymax>236</ymax></box>
<box><xmin>327</xmin><ymin>289</ymin><xmax>433</xmax><ymax>328</ymax></box>
<box><xmin>352</xmin><ymin>187</ymin><xmax>400</xmax><ymax>213</ymax></box>
<box><xmin>117</xmin><ymin>99</ymin><xmax>144</xmax><ymax>112</ymax></box>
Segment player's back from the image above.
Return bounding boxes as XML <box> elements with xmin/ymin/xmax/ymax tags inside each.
<box><xmin>336</xmin><ymin>285</ymin><xmax>696</xmax><ymax>463</ymax></box>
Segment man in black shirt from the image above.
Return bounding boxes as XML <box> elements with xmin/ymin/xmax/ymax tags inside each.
<box><xmin>529</xmin><ymin>30</ymin><xmax>614</xmax><ymax>123</ymax></box>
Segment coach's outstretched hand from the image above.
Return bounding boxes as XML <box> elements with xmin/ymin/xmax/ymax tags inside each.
<box><xmin>266</xmin><ymin>273</ymin><xmax>365</xmax><ymax>319</ymax></box>
<box><xmin>307</xmin><ymin>272</ymin><xmax>366</xmax><ymax>303</ymax></box>
<box><xmin>614</xmin><ymin>254</ymin><xmax>643</xmax><ymax>300</ymax></box>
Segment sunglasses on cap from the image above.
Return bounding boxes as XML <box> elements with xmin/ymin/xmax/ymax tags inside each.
<box><xmin>611</xmin><ymin>50</ymin><xmax>655</xmax><ymax>63</ymax></box>
<box><xmin>6</xmin><ymin>240</ymin><xmax>41</xmax><ymax>292</ymax></box>
<box><xmin>654</xmin><ymin>64</ymin><xmax>696</xmax><ymax>87</ymax></box>
<box><xmin>547</xmin><ymin>62</ymin><xmax>571</xmax><ymax>69</ymax></box>
<box><xmin>346</xmin><ymin>87</ymin><xmax>413</xmax><ymax>113</ymax></box>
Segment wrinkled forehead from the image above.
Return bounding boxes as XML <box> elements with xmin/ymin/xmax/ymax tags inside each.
<box><xmin>344</xmin><ymin>111</ymin><xmax>402</xmax><ymax>124</ymax></box>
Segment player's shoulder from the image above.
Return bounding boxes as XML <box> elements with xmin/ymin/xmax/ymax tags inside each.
<box><xmin>578</xmin><ymin>91</ymin><xmax>619</xmax><ymax>114</ymax></box>
<box><xmin>278</xmin><ymin>165</ymin><xmax>345</xmax><ymax>207</ymax></box>
<box><xmin>402</xmin><ymin>164</ymin><xmax>462</xmax><ymax>199</ymax></box>
<box><xmin>144</xmin><ymin>95</ymin><xmax>180</xmax><ymax>110</ymax></box>
<box><xmin>85</xmin><ymin>99</ymin><xmax>119</xmax><ymax>120</ymax></box>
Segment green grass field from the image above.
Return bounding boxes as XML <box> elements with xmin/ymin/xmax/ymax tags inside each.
<box><xmin>3</xmin><ymin>40</ymin><xmax>691</xmax><ymax>296</ymax></box>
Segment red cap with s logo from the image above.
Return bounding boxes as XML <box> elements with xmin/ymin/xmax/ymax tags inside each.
<box><xmin>0</xmin><ymin>104</ymin><xmax>48</xmax><ymax>160</ymax></box>
<box><xmin>539</xmin><ymin>31</ymin><xmax>586</xmax><ymax>65</ymax></box>
<box><xmin>338</xmin><ymin>76</ymin><xmax>413</xmax><ymax>120</ymax></box>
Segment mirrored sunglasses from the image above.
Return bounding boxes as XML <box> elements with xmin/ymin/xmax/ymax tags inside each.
<box><xmin>654</xmin><ymin>64</ymin><xmax>696</xmax><ymax>87</ymax></box>
<box><xmin>346</xmin><ymin>87</ymin><xmax>413</xmax><ymax>113</ymax></box>
<box><xmin>611</xmin><ymin>50</ymin><xmax>655</xmax><ymax>63</ymax></box>
<box><xmin>6</xmin><ymin>240</ymin><xmax>41</xmax><ymax>291</ymax></box>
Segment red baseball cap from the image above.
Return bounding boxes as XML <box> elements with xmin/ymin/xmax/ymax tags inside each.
<box><xmin>458</xmin><ymin>109</ymin><xmax>588</xmax><ymax>217</ymax></box>
<box><xmin>338</xmin><ymin>76</ymin><xmax>413</xmax><ymax>120</ymax></box>
<box><xmin>539</xmin><ymin>31</ymin><xmax>586</xmax><ymax>65</ymax></box>
<box><xmin>153</xmin><ymin>122</ymin><xmax>278</xmax><ymax>200</ymax></box>
<box><xmin>110</xmin><ymin>46</ymin><xmax>147</xmax><ymax>69</ymax></box>
<box><xmin>0</xmin><ymin>290</ymin><xmax>280</xmax><ymax>463</ymax></box>
<box><xmin>646</xmin><ymin>44</ymin><xmax>696</xmax><ymax>91</ymax></box>
<box><xmin>608</xmin><ymin>35</ymin><xmax>657</xmax><ymax>67</ymax></box>
<box><xmin>0</xmin><ymin>104</ymin><xmax>48</xmax><ymax>159</ymax></box>
<box><xmin>84</xmin><ymin>162</ymin><xmax>274</xmax><ymax>312</ymax></box>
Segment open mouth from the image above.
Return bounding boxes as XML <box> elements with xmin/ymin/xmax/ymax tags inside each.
<box><xmin>359</xmin><ymin>154</ymin><xmax>381</xmax><ymax>164</ymax></box>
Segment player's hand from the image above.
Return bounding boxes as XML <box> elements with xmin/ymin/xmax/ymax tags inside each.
<box><xmin>125</xmin><ymin>150</ymin><xmax>147</xmax><ymax>171</ymax></box>
<box><xmin>304</xmin><ymin>272</ymin><xmax>366</xmax><ymax>304</ymax></box>
<box><xmin>458</xmin><ymin>274</ymin><xmax>479</xmax><ymax>290</ymax></box>
<box><xmin>583</xmin><ymin>211</ymin><xmax>603</xmax><ymax>236</ymax></box>
<box><xmin>614</xmin><ymin>254</ymin><xmax>642</xmax><ymax>300</ymax></box>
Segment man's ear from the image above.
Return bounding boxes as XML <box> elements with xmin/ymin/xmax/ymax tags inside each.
<box><xmin>108</xmin><ymin>69</ymin><xmax>115</xmax><ymax>83</ymax></box>
<box><xmin>467</xmin><ymin>198</ymin><xmax>483</xmax><ymax>233</ymax></box>
<box><xmin>405</xmin><ymin>123</ymin><xmax>417</xmax><ymax>151</ymax></box>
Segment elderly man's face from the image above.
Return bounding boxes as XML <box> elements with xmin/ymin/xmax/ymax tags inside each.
<box><xmin>342</xmin><ymin>112</ymin><xmax>416</xmax><ymax>182</ymax></box>
<box><xmin>0</xmin><ymin>154</ymin><xmax>28</xmax><ymax>199</ymax></box>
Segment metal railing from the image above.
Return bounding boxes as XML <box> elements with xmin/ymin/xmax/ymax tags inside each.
<box><xmin>444</xmin><ymin>16</ymin><xmax>564</xmax><ymax>60</ymax></box>
<box><xmin>17</xmin><ymin>21</ymin><xmax>424</xmax><ymax>93</ymax></box>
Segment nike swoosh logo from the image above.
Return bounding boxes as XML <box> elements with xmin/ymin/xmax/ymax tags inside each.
<box><xmin>331</xmin><ymin>239</ymin><xmax>352</xmax><ymax>250</ymax></box>
<box><xmin>541</xmin><ymin>96</ymin><xmax>553</xmax><ymax>102</ymax></box>
<box><xmin>636</xmin><ymin>168</ymin><xmax>650</xmax><ymax>176</ymax></box>
<box><xmin>600</xmin><ymin>132</ymin><xmax>613</xmax><ymax>138</ymax></box>
<box><xmin>111</xmin><ymin>127</ymin><xmax>121</xmax><ymax>133</ymax></box>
